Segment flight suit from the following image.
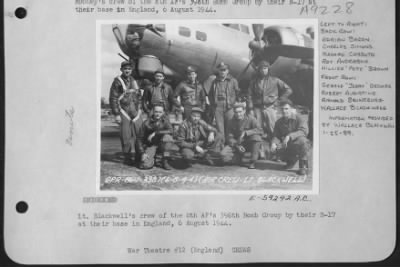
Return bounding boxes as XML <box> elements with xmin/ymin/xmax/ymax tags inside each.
<box><xmin>176</xmin><ymin>119</ymin><xmax>223</xmax><ymax>163</ymax></box>
<box><xmin>224</xmin><ymin>114</ymin><xmax>263</xmax><ymax>164</ymax></box>
<box><xmin>174</xmin><ymin>80</ymin><xmax>207</xmax><ymax>119</ymax></box>
<box><xmin>109</xmin><ymin>75</ymin><xmax>142</xmax><ymax>163</ymax></box>
<box><xmin>142</xmin><ymin>82</ymin><xmax>175</xmax><ymax>114</ymax></box>
<box><xmin>247</xmin><ymin>75</ymin><xmax>292</xmax><ymax>137</ymax></box>
<box><xmin>208</xmin><ymin>74</ymin><xmax>240</xmax><ymax>141</ymax></box>
<box><xmin>138</xmin><ymin>115</ymin><xmax>176</xmax><ymax>169</ymax></box>
<box><xmin>271</xmin><ymin>113</ymin><xmax>311</xmax><ymax>163</ymax></box>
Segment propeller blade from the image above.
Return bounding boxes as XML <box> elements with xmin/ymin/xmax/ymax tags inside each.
<box><xmin>112</xmin><ymin>24</ymin><xmax>129</xmax><ymax>55</ymax></box>
<box><xmin>118</xmin><ymin>53</ymin><xmax>129</xmax><ymax>61</ymax></box>
<box><xmin>252</xmin><ymin>24</ymin><xmax>264</xmax><ymax>41</ymax></box>
<box><xmin>237</xmin><ymin>58</ymin><xmax>254</xmax><ymax>81</ymax></box>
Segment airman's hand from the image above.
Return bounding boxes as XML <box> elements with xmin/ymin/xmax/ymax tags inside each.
<box><xmin>271</xmin><ymin>143</ymin><xmax>278</xmax><ymax>152</ymax></box>
<box><xmin>283</xmin><ymin>135</ymin><xmax>290</xmax><ymax>148</ymax></box>
<box><xmin>238</xmin><ymin>132</ymin><xmax>246</xmax><ymax>144</ymax></box>
<box><xmin>208</xmin><ymin>132</ymin><xmax>215</xmax><ymax>143</ymax></box>
<box><xmin>195</xmin><ymin>146</ymin><xmax>205</xmax><ymax>154</ymax></box>
<box><xmin>141</xmin><ymin>153</ymin><xmax>149</xmax><ymax>162</ymax></box>
<box><xmin>115</xmin><ymin>115</ymin><xmax>121</xmax><ymax>124</ymax></box>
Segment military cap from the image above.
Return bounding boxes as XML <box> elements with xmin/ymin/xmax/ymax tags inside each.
<box><xmin>191</xmin><ymin>107</ymin><xmax>204</xmax><ymax>114</ymax></box>
<box><xmin>216</xmin><ymin>62</ymin><xmax>229</xmax><ymax>70</ymax></box>
<box><xmin>186</xmin><ymin>65</ymin><xmax>197</xmax><ymax>73</ymax></box>
<box><xmin>233</xmin><ymin>102</ymin><xmax>246</xmax><ymax>109</ymax></box>
<box><xmin>153</xmin><ymin>69</ymin><xmax>165</xmax><ymax>76</ymax></box>
<box><xmin>258</xmin><ymin>60</ymin><xmax>271</xmax><ymax>68</ymax></box>
<box><xmin>152</xmin><ymin>101</ymin><xmax>165</xmax><ymax>109</ymax></box>
<box><xmin>120</xmin><ymin>61</ymin><xmax>132</xmax><ymax>68</ymax></box>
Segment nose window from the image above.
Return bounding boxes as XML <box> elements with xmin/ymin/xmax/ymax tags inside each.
<box><xmin>154</xmin><ymin>24</ymin><xmax>166</xmax><ymax>32</ymax></box>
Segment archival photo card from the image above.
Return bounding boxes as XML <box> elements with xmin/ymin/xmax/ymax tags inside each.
<box><xmin>98</xmin><ymin>20</ymin><xmax>319</xmax><ymax>193</ymax></box>
<box><xmin>3</xmin><ymin>0</ymin><xmax>396</xmax><ymax>264</ymax></box>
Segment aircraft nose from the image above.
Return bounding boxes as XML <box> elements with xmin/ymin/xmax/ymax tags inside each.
<box><xmin>126</xmin><ymin>24</ymin><xmax>146</xmax><ymax>40</ymax></box>
<box><xmin>154</xmin><ymin>24</ymin><xmax>166</xmax><ymax>33</ymax></box>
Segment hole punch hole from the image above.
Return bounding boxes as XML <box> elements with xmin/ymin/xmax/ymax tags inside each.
<box><xmin>16</xmin><ymin>201</ymin><xmax>28</xmax><ymax>213</ymax></box>
<box><xmin>15</xmin><ymin>7</ymin><xmax>27</xmax><ymax>19</ymax></box>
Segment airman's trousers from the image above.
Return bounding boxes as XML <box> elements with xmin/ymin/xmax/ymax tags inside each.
<box><xmin>213</xmin><ymin>103</ymin><xmax>234</xmax><ymax>142</ymax></box>
<box><xmin>141</xmin><ymin>135</ymin><xmax>176</xmax><ymax>169</ymax></box>
<box><xmin>253</xmin><ymin>104</ymin><xmax>280</xmax><ymax>137</ymax></box>
<box><xmin>180</xmin><ymin>133</ymin><xmax>224</xmax><ymax>161</ymax></box>
<box><xmin>276</xmin><ymin>136</ymin><xmax>311</xmax><ymax>162</ymax></box>
<box><xmin>120</xmin><ymin>113</ymin><xmax>143</xmax><ymax>156</ymax></box>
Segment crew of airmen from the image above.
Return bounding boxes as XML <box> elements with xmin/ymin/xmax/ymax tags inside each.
<box><xmin>109</xmin><ymin>60</ymin><xmax>311</xmax><ymax>175</ymax></box>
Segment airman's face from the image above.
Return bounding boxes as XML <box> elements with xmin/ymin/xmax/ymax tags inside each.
<box><xmin>187</xmin><ymin>72</ymin><xmax>197</xmax><ymax>83</ymax></box>
<box><xmin>281</xmin><ymin>104</ymin><xmax>293</xmax><ymax>118</ymax></box>
<box><xmin>190</xmin><ymin>112</ymin><xmax>201</xmax><ymax>124</ymax></box>
<box><xmin>153</xmin><ymin>106</ymin><xmax>164</xmax><ymax>120</ymax></box>
<box><xmin>234</xmin><ymin>107</ymin><xmax>245</xmax><ymax>120</ymax></box>
<box><xmin>121</xmin><ymin>66</ymin><xmax>133</xmax><ymax>77</ymax></box>
<box><xmin>154</xmin><ymin>73</ymin><xmax>164</xmax><ymax>84</ymax></box>
<box><xmin>260</xmin><ymin>66</ymin><xmax>269</xmax><ymax>76</ymax></box>
<box><xmin>218</xmin><ymin>68</ymin><xmax>229</xmax><ymax>79</ymax></box>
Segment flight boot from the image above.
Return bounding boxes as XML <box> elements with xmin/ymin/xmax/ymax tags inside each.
<box><xmin>297</xmin><ymin>160</ymin><xmax>309</xmax><ymax>175</ymax></box>
<box><xmin>162</xmin><ymin>158</ymin><xmax>172</xmax><ymax>170</ymax></box>
<box><xmin>248</xmin><ymin>161</ymin><xmax>256</xmax><ymax>169</ymax></box>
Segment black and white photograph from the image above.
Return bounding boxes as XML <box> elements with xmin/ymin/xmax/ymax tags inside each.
<box><xmin>98</xmin><ymin>20</ymin><xmax>318</xmax><ymax>192</ymax></box>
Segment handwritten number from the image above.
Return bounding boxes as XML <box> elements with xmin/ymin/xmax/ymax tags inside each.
<box><xmin>320</xmin><ymin>6</ymin><xmax>328</xmax><ymax>15</ymax></box>
<box><xmin>299</xmin><ymin>5</ymin><xmax>308</xmax><ymax>15</ymax></box>
<box><xmin>299</xmin><ymin>2</ymin><xmax>354</xmax><ymax>16</ymax></box>
<box><xmin>346</xmin><ymin>2</ymin><xmax>354</xmax><ymax>14</ymax></box>
<box><xmin>332</xmin><ymin>5</ymin><xmax>341</xmax><ymax>13</ymax></box>
<box><xmin>310</xmin><ymin>5</ymin><xmax>317</xmax><ymax>14</ymax></box>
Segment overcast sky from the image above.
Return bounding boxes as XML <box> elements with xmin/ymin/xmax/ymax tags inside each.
<box><xmin>100</xmin><ymin>25</ymin><xmax>122</xmax><ymax>100</ymax></box>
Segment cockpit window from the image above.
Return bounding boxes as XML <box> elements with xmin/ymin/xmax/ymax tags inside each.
<box><xmin>179</xmin><ymin>26</ymin><xmax>191</xmax><ymax>37</ymax></box>
<box><xmin>196</xmin><ymin>31</ymin><xmax>207</xmax><ymax>41</ymax></box>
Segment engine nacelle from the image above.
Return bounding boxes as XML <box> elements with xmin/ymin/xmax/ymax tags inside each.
<box><xmin>259</xmin><ymin>26</ymin><xmax>314</xmax><ymax>76</ymax></box>
<box><xmin>137</xmin><ymin>55</ymin><xmax>179</xmax><ymax>83</ymax></box>
<box><xmin>263</xmin><ymin>26</ymin><xmax>313</xmax><ymax>48</ymax></box>
<box><xmin>137</xmin><ymin>55</ymin><xmax>163</xmax><ymax>80</ymax></box>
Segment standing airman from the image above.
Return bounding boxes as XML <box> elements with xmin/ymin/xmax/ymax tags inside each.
<box><xmin>142</xmin><ymin>70</ymin><xmax>175</xmax><ymax>114</ymax></box>
<box><xmin>109</xmin><ymin>61</ymin><xmax>143</xmax><ymax>165</ymax></box>
<box><xmin>174</xmin><ymin>66</ymin><xmax>207</xmax><ymax>120</ymax></box>
<box><xmin>247</xmin><ymin>60</ymin><xmax>292</xmax><ymax>137</ymax></box>
<box><xmin>208</xmin><ymin>62</ymin><xmax>241</xmax><ymax>141</ymax></box>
